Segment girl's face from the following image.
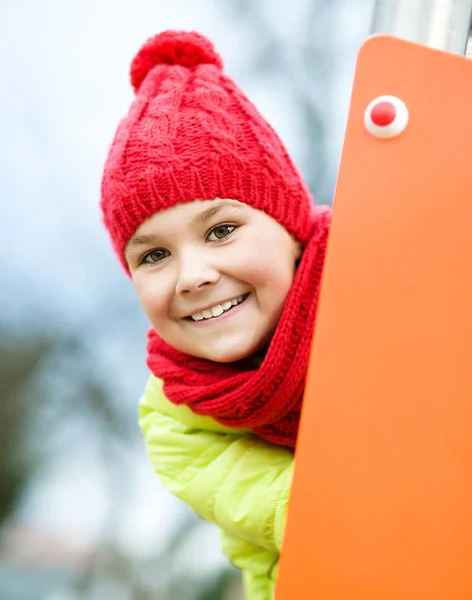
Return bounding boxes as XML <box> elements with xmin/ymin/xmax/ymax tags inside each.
<box><xmin>125</xmin><ymin>198</ymin><xmax>302</xmax><ymax>363</ymax></box>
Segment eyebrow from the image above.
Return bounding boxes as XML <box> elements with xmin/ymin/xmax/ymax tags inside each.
<box><xmin>126</xmin><ymin>233</ymin><xmax>165</xmax><ymax>252</ymax></box>
<box><xmin>190</xmin><ymin>201</ymin><xmax>242</xmax><ymax>225</ymax></box>
<box><xmin>126</xmin><ymin>201</ymin><xmax>242</xmax><ymax>254</ymax></box>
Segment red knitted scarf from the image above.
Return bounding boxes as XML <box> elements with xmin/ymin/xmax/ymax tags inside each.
<box><xmin>147</xmin><ymin>207</ymin><xmax>331</xmax><ymax>448</ymax></box>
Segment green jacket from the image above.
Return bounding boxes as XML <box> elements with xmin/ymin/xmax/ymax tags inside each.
<box><xmin>138</xmin><ymin>375</ymin><xmax>294</xmax><ymax>600</ymax></box>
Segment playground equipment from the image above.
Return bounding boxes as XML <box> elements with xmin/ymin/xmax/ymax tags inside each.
<box><xmin>276</xmin><ymin>1</ymin><xmax>472</xmax><ymax>598</ymax></box>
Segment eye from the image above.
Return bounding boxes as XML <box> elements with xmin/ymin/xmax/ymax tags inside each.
<box><xmin>364</xmin><ymin>95</ymin><xmax>409</xmax><ymax>139</ymax></box>
<box><xmin>140</xmin><ymin>248</ymin><xmax>169</xmax><ymax>265</ymax></box>
<box><xmin>207</xmin><ymin>224</ymin><xmax>236</xmax><ymax>242</ymax></box>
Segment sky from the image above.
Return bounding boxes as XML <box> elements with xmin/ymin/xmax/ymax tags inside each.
<box><xmin>1</xmin><ymin>0</ymin><xmax>373</xmax><ymax>563</ymax></box>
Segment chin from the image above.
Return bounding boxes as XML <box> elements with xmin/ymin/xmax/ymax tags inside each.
<box><xmin>203</xmin><ymin>339</ymin><xmax>264</xmax><ymax>364</ymax></box>
<box><xmin>205</xmin><ymin>349</ymin><xmax>250</xmax><ymax>363</ymax></box>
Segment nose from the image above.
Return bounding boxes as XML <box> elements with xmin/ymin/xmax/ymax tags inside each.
<box><xmin>175</xmin><ymin>248</ymin><xmax>220</xmax><ymax>295</ymax></box>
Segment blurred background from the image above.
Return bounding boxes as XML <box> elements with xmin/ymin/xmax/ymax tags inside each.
<box><xmin>1</xmin><ymin>0</ymin><xmax>374</xmax><ymax>598</ymax></box>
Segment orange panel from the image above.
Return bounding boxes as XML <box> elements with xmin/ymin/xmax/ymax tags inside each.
<box><xmin>276</xmin><ymin>35</ymin><xmax>472</xmax><ymax>600</ymax></box>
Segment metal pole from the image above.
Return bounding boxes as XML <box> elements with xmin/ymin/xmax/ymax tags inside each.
<box><xmin>370</xmin><ymin>0</ymin><xmax>472</xmax><ymax>55</ymax></box>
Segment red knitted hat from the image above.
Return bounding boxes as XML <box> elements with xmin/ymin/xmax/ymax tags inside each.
<box><xmin>100</xmin><ymin>30</ymin><xmax>314</xmax><ymax>271</ymax></box>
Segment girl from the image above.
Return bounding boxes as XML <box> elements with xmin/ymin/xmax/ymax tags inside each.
<box><xmin>101</xmin><ymin>30</ymin><xmax>331</xmax><ymax>599</ymax></box>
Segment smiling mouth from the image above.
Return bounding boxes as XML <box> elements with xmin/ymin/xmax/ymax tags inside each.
<box><xmin>185</xmin><ymin>293</ymin><xmax>250</xmax><ymax>322</ymax></box>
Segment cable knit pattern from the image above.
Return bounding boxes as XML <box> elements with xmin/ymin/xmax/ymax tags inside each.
<box><xmin>100</xmin><ymin>30</ymin><xmax>314</xmax><ymax>271</ymax></box>
<box><xmin>147</xmin><ymin>207</ymin><xmax>331</xmax><ymax>448</ymax></box>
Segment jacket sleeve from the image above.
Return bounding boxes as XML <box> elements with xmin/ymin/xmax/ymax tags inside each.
<box><xmin>138</xmin><ymin>375</ymin><xmax>293</xmax><ymax>554</ymax></box>
<box><xmin>220</xmin><ymin>529</ymin><xmax>278</xmax><ymax>600</ymax></box>
<box><xmin>242</xmin><ymin>570</ymin><xmax>275</xmax><ymax>600</ymax></box>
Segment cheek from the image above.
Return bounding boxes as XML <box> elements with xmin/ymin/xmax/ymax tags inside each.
<box><xmin>235</xmin><ymin>243</ymin><xmax>296</xmax><ymax>300</ymax></box>
<box><xmin>133</xmin><ymin>274</ymin><xmax>171</xmax><ymax>321</ymax></box>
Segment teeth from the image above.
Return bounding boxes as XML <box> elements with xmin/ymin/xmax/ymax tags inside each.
<box><xmin>211</xmin><ymin>305</ymin><xmax>224</xmax><ymax>317</ymax></box>
<box><xmin>191</xmin><ymin>294</ymin><xmax>247</xmax><ymax>321</ymax></box>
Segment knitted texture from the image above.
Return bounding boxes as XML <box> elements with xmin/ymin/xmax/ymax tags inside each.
<box><xmin>147</xmin><ymin>207</ymin><xmax>331</xmax><ymax>448</ymax></box>
<box><xmin>100</xmin><ymin>30</ymin><xmax>314</xmax><ymax>270</ymax></box>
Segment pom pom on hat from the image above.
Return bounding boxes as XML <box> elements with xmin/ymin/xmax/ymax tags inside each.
<box><xmin>130</xmin><ymin>30</ymin><xmax>223</xmax><ymax>93</ymax></box>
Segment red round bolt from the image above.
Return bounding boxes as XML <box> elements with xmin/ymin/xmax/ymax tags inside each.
<box><xmin>370</xmin><ymin>101</ymin><xmax>397</xmax><ymax>126</ymax></box>
<box><xmin>364</xmin><ymin>95</ymin><xmax>408</xmax><ymax>139</ymax></box>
